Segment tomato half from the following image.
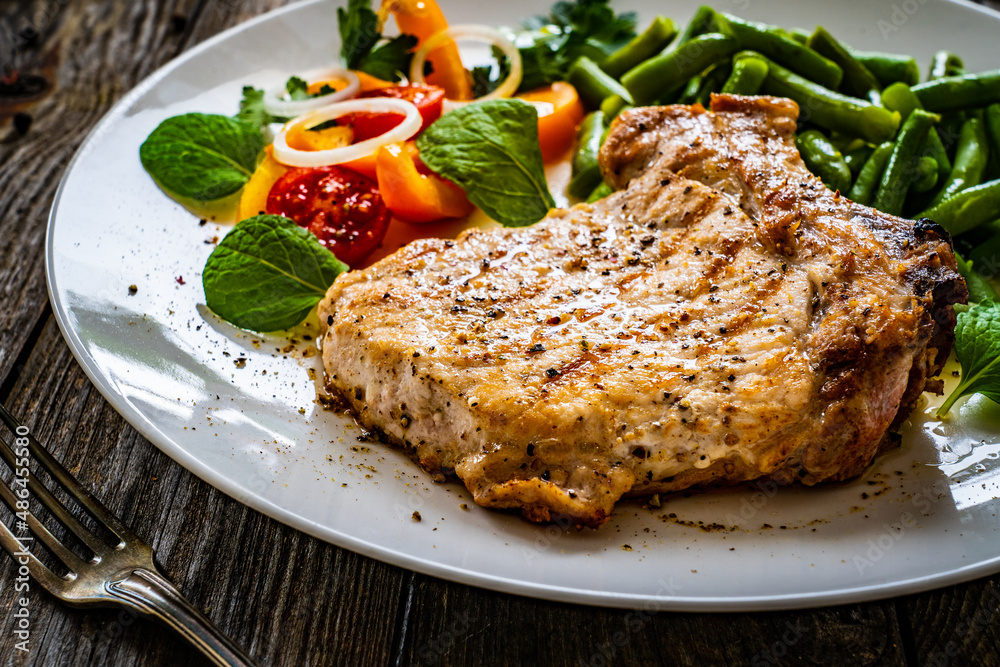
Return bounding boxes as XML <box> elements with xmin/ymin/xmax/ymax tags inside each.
<box><xmin>345</xmin><ymin>84</ymin><xmax>446</xmax><ymax>141</ymax></box>
<box><xmin>265</xmin><ymin>166</ymin><xmax>390</xmax><ymax>266</ymax></box>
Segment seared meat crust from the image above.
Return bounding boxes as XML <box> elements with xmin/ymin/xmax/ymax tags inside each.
<box><xmin>319</xmin><ymin>95</ymin><xmax>965</xmax><ymax>527</ymax></box>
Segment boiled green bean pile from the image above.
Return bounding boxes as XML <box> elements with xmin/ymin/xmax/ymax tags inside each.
<box><xmin>567</xmin><ymin>6</ymin><xmax>1000</xmax><ymax>293</ymax></box>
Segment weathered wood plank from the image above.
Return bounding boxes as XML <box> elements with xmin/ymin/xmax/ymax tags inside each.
<box><xmin>2</xmin><ymin>0</ymin><xmax>1000</xmax><ymax>665</ymax></box>
<box><xmin>0</xmin><ymin>0</ymin><xmax>201</xmax><ymax>385</ymax></box>
<box><xmin>393</xmin><ymin>575</ymin><xmax>907</xmax><ymax>666</ymax></box>
<box><xmin>901</xmin><ymin>578</ymin><xmax>1000</xmax><ymax>667</ymax></box>
<box><xmin>0</xmin><ymin>316</ymin><xmax>406</xmax><ymax>666</ymax></box>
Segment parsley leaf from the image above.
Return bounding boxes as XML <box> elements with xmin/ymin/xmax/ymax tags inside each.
<box><xmin>938</xmin><ymin>301</ymin><xmax>1000</xmax><ymax>417</ymax></box>
<box><xmin>286</xmin><ymin>76</ymin><xmax>310</xmax><ymax>101</ymax></box>
<box><xmin>203</xmin><ymin>215</ymin><xmax>348</xmax><ymax>332</ymax></box>
<box><xmin>515</xmin><ymin>0</ymin><xmax>637</xmax><ymax>91</ymax></box>
<box><xmin>235</xmin><ymin>86</ymin><xmax>286</xmax><ymax>128</ymax></box>
<box><xmin>470</xmin><ymin>48</ymin><xmax>512</xmax><ymax>98</ymax></box>
<box><xmin>338</xmin><ymin>0</ymin><xmax>381</xmax><ymax>69</ymax></box>
<box><xmin>416</xmin><ymin>99</ymin><xmax>555</xmax><ymax>227</ymax></box>
<box><xmin>954</xmin><ymin>251</ymin><xmax>999</xmax><ymax>304</ymax></box>
<box><xmin>356</xmin><ymin>34</ymin><xmax>418</xmax><ymax>82</ymax></box>
<box><xmin>337</xmin><ymin>0</ymin><xmax>416</xmax><ymax>82</ymax></box>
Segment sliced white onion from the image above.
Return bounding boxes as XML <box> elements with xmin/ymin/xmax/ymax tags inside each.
<box><xmin>272</xmin><ymin>97</ymin><xmax>422</xmax><ymax>168</ymax></box>
<box><xmin>409</xmin><ymin>24</ymin><xmax>523</xmax><ymax>102</ymax></box>
<box><xmin>263</xmin><ymin>67</ymin><xmax>361</xmax><ymax>118</ymax></box>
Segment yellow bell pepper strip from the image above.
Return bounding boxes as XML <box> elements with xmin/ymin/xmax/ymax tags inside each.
<box><xmin>517</xmin><ymin>82</ymin><xmax>585</xmax><ymax>163</ymax></box>
<box><xmin>382</xmin><ymin>0</ymin><xmax>472</xmax><ymax>100</ymax></box>
<box><xmin>375</xmin><ymin>141</ymin><xmax>474</xmax><ymax>223</ymax></box>
<box><xmin>285</xmin><ymin>123</ymin><xmax>354</xmax><ymax>153</ymax></box>
<box><xmin>236</xmin><ymin>146</ymin><xmax>291</xmax><ymax>222</ymax></box>
<box><xmin>355</xmin><ymin>70</ymin><xmax>397</xmax><ymax>93</ymax></box>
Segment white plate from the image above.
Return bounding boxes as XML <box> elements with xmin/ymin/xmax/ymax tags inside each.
<box><xmin>47</xmin><ymin>0</ymin><xmax>1000</xmax><ymax>611</ymax></box>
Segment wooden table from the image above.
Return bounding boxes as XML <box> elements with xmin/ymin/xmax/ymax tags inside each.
<box><xmin>2</xmin><ymin>1</ymin><xmax>1000</xmax><ymax>664</ymax></box>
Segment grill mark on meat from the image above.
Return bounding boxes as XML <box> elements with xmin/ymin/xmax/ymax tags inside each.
<box><xmin>319</xmin><ymin>95</ymin><xmax>966</xmax><ymax>527</ymax></box>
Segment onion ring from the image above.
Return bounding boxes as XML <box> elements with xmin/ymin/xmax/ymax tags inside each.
<box><xmin>263</xmin><ymin>67</ymin><xmax>361</xmax><ymax>118</ymax></box>
<box><xmin>409</xmin><ymin>24</ymin><xmax>523</xmax><ymax>103</ymax></box>
<box><xmin>272</xmin><ymin>97</ymin><xmax>422</xmax><ymax>168</ymax></box>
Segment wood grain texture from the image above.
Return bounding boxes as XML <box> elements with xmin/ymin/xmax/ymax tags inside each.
<box><xmin>0</xmin><ymin>0</ymin><xmax>999</xmax><ymax>665</ymax></box>
<box><xmin>0</xmin><ymin>0</ymin><xmax>205</xmax><ymax>386</ymax></box>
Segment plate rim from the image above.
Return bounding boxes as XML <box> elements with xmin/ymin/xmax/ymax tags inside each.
<box><xmin>43</xmin><ymin>0</ymin><xmax>1000</xmax><ymax>611</ymax></box>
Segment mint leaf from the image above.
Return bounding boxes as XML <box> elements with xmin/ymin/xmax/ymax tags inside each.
<box><xmin>416</xmin><ymin>99</ymin><xmax>555</xmax><ymax>226</ymax></box>
<box><xmin>938</xmin><ymin>301</ymin><xmax>1000</xmax><ymax>416</ymax></box>
<box><xmin>140</xmin><ymin>113</ymin><xmax>265</xmax><ymax>201</ymax></box>
<box><xmin>357</xmin><ymin>34</ymin><xmax>418</xmax><ymax>82</ymax></box>
<box><xmin>203</xmin><ymin>215</ymin><xmax>348</xmax><ymax>332</ymax></box>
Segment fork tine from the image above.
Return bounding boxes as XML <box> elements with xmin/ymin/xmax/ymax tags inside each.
<box><xmin>0</xmin><ymin>518</ymin><xmax>69</xmax><ymax>595</ymax></box>
<box><xmin>0</xmin><ymin>475</ymin><xmax>87</xmax><ymax>574</ymax></box>
<box><xmin>0</xmin><ymin>423</ymin><xmax>122</xmax><ymax>556</ymax></box>
<box><xmin>0</xmin><ymin>404</ymin><xmax>136</xmax><ymax>544</ymax></box>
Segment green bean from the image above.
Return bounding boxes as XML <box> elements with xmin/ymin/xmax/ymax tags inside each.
<box><xmin>587</xmin><ymin>181</ymin><xmax>614</xmax><ymax>203</ymax></box>
<box><xmin>568</xmin><ymin>56</ymin><xmax>635</xmax><ymax>110</ymax></box>
<box><xmin>881</xmin><ymin>82</ymin><xmax>919</xmax><ymax>119</ymax></box>
<box><xmin>873</xmin><ymin>109</ymin><xmax>939</xmax><ymax>216</ymax></box>
<box><xmin>795</xmin><ymin>130</ymin><xmax>852</xmax><ymax>193</ymax></box>
<box><xmin>954</xmin><ymin>252</ymin><xmax>999</xmax><ymax>303</ymax></box>
<box><xmin>923</xmin><ymin>129</ymin><xmax>953</xmax><ymax>179</ymax></box>
<box><xmin>928</xmin><ymin>117</ymin><xmax>989</xmax><ymax>207</ymax></box>
<box><xmin>601</xmin><ymin>17</ymin><xmax>677</xmax><ymax>78</ymax></box>
<box><xmin>676</xmin><ymin>6</ymin><xmax>718</xmax><ymax>46</ymax></box>
<box><xmin>836</xmin><ymin>136</ymin><xmax>868</xmax><ymax>154</ymax></box>
<box><xmin>880</xmin><ymin>82</ymin><xmax>952</xmax><ymax>179</ymax></box>
<box><xmin>986</xmin><ymin>104</ymin><xmax>1000</xmax><ymax>173</ymax></box>
<box><xmin>678</xmin><ymin>73</ymin><xmax>704</xmax><ymax>105</ymax></box>
<box><xmin>600</xmin><ymin>95</ymin><xmax>629</xmax><ymax>120</ymax></box>
<box><xmin>930</xmin><ymin>51</ymin><xmax>965</xmax><ymax>80</ymax></box>
<box><xmin>849</xmin><ymin>49</ymin><xmax>920</xmax><ymax>87</ymax></box>
<box><xmin>806</xmin><ymin>27</ymin><xmax>881</xmax><ymax>99</ymax></box>
<box><xmin>759</xmin><ymin>58</ymin><xmax>900</xmax><ymax>144</ymax></box>
<box><xmin>912</xmin><ymin>71</ymin><xmax>1000</xmax><ymax>112</ymax></box>
<box><xmin>721</xmin><ymin>52</ymin><xmax>769</xmax><ymax>95</ymax></box>
<box><xmin>844</xmin><ymin>144</ymin><xmax>874</xmax><ymax>177</ymax></box>
<box><xmin>787</xmin><ymin>28</ymin><xmax>810</xmax><ymax>45</ymax></box>
<box><xmin>697</xmin><ymin>63</ymin><xmax>732</xmax><ymax>106</ymax></box>
<box><xmin>917</xmin><ymin>178</ymin><xmax>1000</xmax><ymax>235</ymax></box>
<box><xmin>621</xmin><ymin>33</ymin><xmax>739</xmax><ymax>105</ymax></box>
<box><xmin>913</xmin><ymin>156</ymin><xmax>940</xmax><ymax>193</ymax></box>
<box><xmin>568</xmin><ymin>111</ymin><xmax>605</xmax><ymax>200</ymax></box>
<box><xmin>848</xmin><ymin>142</ymin><xmax>894</xmax><ymax>206</ymax></box>
<box><xmin>970</xmin><ymin>228</ymin><xmax>1000</xmax><ymax>268</ymax></box>
<box><xmin>715</xmin><ymin>13</ymin><xmax>842</xmax><ymax>90</ymax></box>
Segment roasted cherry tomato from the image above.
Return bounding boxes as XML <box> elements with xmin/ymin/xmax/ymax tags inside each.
<box><xmin>265</xmin><ymin>166</ymin><xmax>390</xmax><ymax>266</ymax></box>
<box><xmin>345</xmin><ymin>84</ymin><xmax>446</xmax><ymax>141</ymax></box>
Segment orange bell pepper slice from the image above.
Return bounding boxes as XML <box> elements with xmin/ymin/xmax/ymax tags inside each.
<box><xmin>518</xmin><ymin>81</ymin><xmax>586</xmax><ymax>163</ymax></box>
<box><xmin>375</xmin><ymin>141</ymin><xmax>474</xmax><ymax>223</ymax></box>
<box><xmin>382</xmin><ymin>0</ymin><xmax>472</xmax><ymax>101</ymax></box>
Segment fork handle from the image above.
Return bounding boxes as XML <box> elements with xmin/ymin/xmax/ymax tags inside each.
<box><xmin>108</xmin><ymin>568</ymin><xmax>259</xmax><ymax>667</ymax></box>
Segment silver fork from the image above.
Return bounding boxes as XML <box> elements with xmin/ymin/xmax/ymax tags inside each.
<box><xmin>0</xmin><ymin>403</ymin><xmax>258</xmax><ymax>666</ymax></box>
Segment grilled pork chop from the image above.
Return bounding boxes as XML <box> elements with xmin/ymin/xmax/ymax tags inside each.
<box><xmin>318</xmin><ymin>95</ymin><xmax>965</xmax><ymax>527</ymax></box>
